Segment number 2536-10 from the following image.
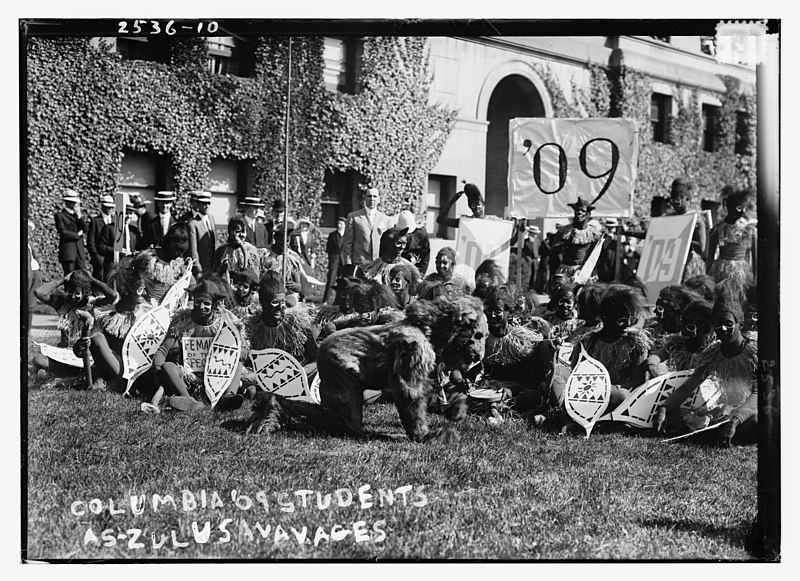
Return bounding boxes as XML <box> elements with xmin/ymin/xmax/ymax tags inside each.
<box><xmin>522</xmin><ymin>138</ymin><xmax>620</xmax><ymax>203</ymax></box>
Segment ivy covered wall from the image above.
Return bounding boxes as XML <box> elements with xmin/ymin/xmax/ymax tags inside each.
<box><xmin>26</xmin><ymin>36</ymin><xmax>455</xmax><ymax>281</ymax></box>
<box><xmin>535</xmin><ymin>63</ymin><xmax>756</xmax><ymax>224</ymax></box>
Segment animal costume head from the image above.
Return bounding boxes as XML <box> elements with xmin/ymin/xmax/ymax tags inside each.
<box><xmin>389</xmin><ymin>263</ymin><xmax>419</xmax><ymax>304</ymax></box>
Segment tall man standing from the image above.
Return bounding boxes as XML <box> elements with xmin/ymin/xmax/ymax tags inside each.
<box><xmin>239</xmin><ymin>196</ymin><xmax>269</xmax><ymax>248</ymax></box>
<box><xmin>54</xmin><ymin>189</ymin><xmax>88</xmax><ymax>275</ymax></box>
<box><xmin>131</xmin><ymin>195</ymin><xmax>155</xmax><ymax>250</ymax></box>
<box><xmin>87</xmin><ymin>194</ymin><xmax>115</xmax><ymax>279</ymax></box>
<box><xmin>144</xmin><ymin>190</ymin><xmax>177</xmax><ymax>249</ymax></box>
<box><xmin>187</xmin><ymin>190</ymin><xmax>217</xmax><ymax>280</ymax></box>
<box><xmin>341</xmin><ymin>187</ymin><xmax>391</xmax><ymax>267</ymax></box>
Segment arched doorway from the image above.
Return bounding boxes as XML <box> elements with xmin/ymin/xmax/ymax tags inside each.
<box><xmin>485</xmin><ymin>75</ymin><xmax>545</xmax><ymax>217</ymax></box>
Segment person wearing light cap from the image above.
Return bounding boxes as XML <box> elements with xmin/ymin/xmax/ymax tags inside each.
<box><xmin>341</xmin><ymin>187</ymin><xmax>391</xmax><ymax>266</ymax></box>
<box><xmin>87</xmin><ymin>194</ymin><xmax>116</xmax><ymax>279</ymax></box>
<box><xmin>395</xmin><ymin>210</ymin><xmax>430</xmax><ymax>275</ymax></box>
<box><xmin>187</xmin><ymin>190</ymin><xmax>217</xmax><ymax>279</ymax></box>
<box><xmin>55</xmin><ymin>189</ymin><xmax>88</xmax><ymax>275</ymax></box>
<box><xmin>239</xmin><ymin>196</ymin><xmax>269</xmax><ymax>249</ymax></box>
<box><xmin>143</xmin><ymin>190</ymin><xmax>177</xmax><ymax>249</ymax></box>
<box><xmin>97</xmin><ymin>199</ymin><xmax>141</xmax><ymax>281</ymax></box>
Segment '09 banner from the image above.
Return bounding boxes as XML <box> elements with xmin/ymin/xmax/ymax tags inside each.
<box><xmin>507</xmin><ymin>118</ymin><xmax>638</xmax><ymax>219</ymax></box>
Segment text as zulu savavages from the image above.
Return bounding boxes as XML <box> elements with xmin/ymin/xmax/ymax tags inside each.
<box><xmin>72</xmin><ymin>484</ymin><xmax>428</xmax><ymax>550</ymax></box>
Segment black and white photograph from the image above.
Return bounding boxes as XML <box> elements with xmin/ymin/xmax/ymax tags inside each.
<box><xmin>17</xmin><ymin>8</ymin><xmax>785</xmax><ymax>566</ymax></box>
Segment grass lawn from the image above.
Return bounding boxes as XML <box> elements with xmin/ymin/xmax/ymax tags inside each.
<box><xmin>24</xmin><ymin>333</ymin><xmax>757</xmax><ymax>561</ymax></box>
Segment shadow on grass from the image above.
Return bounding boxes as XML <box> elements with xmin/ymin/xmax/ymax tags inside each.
<box><xmin>638</xmin><ymin>515</ymin><xmax>754</xmax><ymax>552</ymax></box>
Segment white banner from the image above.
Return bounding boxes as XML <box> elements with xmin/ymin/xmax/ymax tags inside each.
<box><xmin>508</xmin><ymin>118</ymin><xmax>638</xmax><ymax>219</ymax></box>
<box><xmin>454</xmin><ymin>217</ymin><xmax>515</xmax><ymax>282</ymax></box>
<box><xmin>113</xmin><ymin>191</ymin><xmax>130</xmax><ymax>253</ymax></box>
<box><xmin>637</xmin><ymin>214</ymin><xmax>697</xmax><ymax>303</ymax></box>
<box><xmin>182</xmin><ymin>337</ymin><xmax>212</xmax><ymax>372</ymax></box>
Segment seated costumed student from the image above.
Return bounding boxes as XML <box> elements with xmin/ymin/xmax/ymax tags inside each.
<box><xmin>559</xmin><ymin>284</ymin><xmax>652</xmax><ymax>431</ymax></box>
<box><xmin>423</xmin><ymin>247</ymin><xmax>470</xmax><ymax>296</ymax></box>
<box><xmin>214</xmin><ymin>216</ymin><xmax>262</xmax><ymax>276</ymax></box>
<box><xmin>361</xmin><ymin>226</ymin><xmax>418</xmax><ymax>286</ymax></box>
<box><xmin>241</xmin><ymin>271</ymin><xmax>319</xmax><ymax>397</ymax></box>
<box><xmin>684</xmin><ymin>274</ymin><xmax>716</xmax><ymax>303</ymax></box>
<box><xmin>645</xmin><ymin>298</ymin><xmax>715</xmax><ymax>376</ymax></box>
<box><xmin>321</xmin><ymin>278</ymin><xmax>404</xmax><ymax>337</ymax></box>
<box><xmin>314</xmin><ymin>274</ymin><xmax>362</xmax><ymax>330</ymax></box>
<box><xmin>653</xmin><ymin>280</ymin><xmax>757</xmax><ymax>446</ymax></box>
<box><xmin>473</xmin><ymin>259</ymin><xmax>506</xmax><ymax>302</ymax></box>
<box><xmin>143</xmin><ymin>222</ymin><xmax>192</xmax><ymax>304</ymax></box>
<box><xmin>31</xmin><ymin>269</ymin><xmax>117</xmax><ymax>377</ymax></box>
<box><xmin>72</xmin><ymin>253</ymin><xmax>156</xmax><ymax>393</ymax></box>
<box><xmin>571</xmin><ymin>282</ymin><xmax>607</xmax><ymax>338</ymax></box>
<box><xmin>706</xmin><ymin>188</ymin><xmax>757</xmax><ymax>286</ymax></box>
<box><xmin>150</xmin><ymin>276</ymin><xmax>246</xmax><ymax>412</ymax></box>
<box><xmin>645</xmin><ymin>285</ymin><xmax>702</xmax><ymax>349</ymax></box>
<box><xmin>259</xmin><ymin>219</ymin><xmax>304</xmax><ymax>304</ymax></box>
<box><xmin>541</xmin><ymin>282</ymin><xmax>582</xmax><ymax>342</ymax></box>
<box><xmin>453</xmin><ymin>284</ymin><xmax>552</xmax><ymax>422</ymax></box>
<box><xmin>388</xmin><ymin>263</ymin><xmax>419</xmax><ymax>309</ymax></box>
<box><xmin>227</xmin><ymin>268</ymin><xmax>260</xmax><ymax>320</ymax></box>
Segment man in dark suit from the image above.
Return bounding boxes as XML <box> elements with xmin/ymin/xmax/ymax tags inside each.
<box><xmin>54</xmin><ymin>189</ymin><xmax>88</xmax><ymax>275</ymax></box>
<box><xmin>239</xmin><ymin>196</ymin><xmax>269</xmax><ymax>248</ymax></box>
<box><xmin>341</xmin><ymin>188</ymin><xmax>391</xmax><ymax>266</ymax></box>
<box><xmin>290</xmin><ymin>217</ymin><xmax>315</xmax><ymax>267</ymax></box>
<box><xmin>187</xmin><ymin>190</ymin><xmax>217</xmax><ymax>279</ymax></box>
<box><xmin>265</xmin><ymin>198</ymin><xmax>285</xmax><ymax>250</ymax></box>
<box><xmin>177</xmin><ymin>191</ymin><xmax>197</xmax><ymax>223</ymax></box>
<box><xmin>144</xmin><ymin>190</ymin><xmax>177</xmax><ymax>249</ymax></box>
<box><xmin>86</xmin><ymin>194</ymin><xmax>115</xmax><ymax>279</ymax></box>
<box><xmin>130</xmin><ymin>194</ymin><xmax>155</xmax><ymax>250</ymax></box>
<box><xmin>322</xmin><ymin>216</ymin><xmax>346</xmax><ymax>304</ymax></box>
<box><xmin>97</xmin><ymin>201</ymin><xmax>141</xmax><ymax>282</ymax></box>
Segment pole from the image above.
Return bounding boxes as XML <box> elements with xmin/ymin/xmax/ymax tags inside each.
<box><xmin>614</xmin><ymin>227</ymin><xmax>622</xmax><ymax>281</ymax></box>
<box><xmin>282</xmin><ymin>36</ymin><xmax>292</xmax><ymax>289</ymax></box>
<box><xmin>515</xmin><ymin>219</ymin><xmax>525</xmax><ymax>289</ymax></box>
<box><xmin>749</xmin><ymin>31</ymin><xmax>780</xmax><ymax>561</ymax></box>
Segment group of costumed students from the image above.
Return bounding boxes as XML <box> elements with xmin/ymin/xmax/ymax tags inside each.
<box><xmin>30</xmin><ymin>181</ymin><xmax>759</xmax><ymax>447</ymax></box>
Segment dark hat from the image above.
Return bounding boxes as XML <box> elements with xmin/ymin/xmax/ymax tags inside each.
<box><xmin>258</xmin><ymin>270</ymin><xmax>286</xmax><ymax>302</ymax></box>
<box><xmin>568</xmin><ymin>197</ymin><xmax>595</xmax><ymax>212</ymax></box>
<box><xmin>464</xmin><ymin>183</ymin><xmax>484</xmax><ymax>206</ymax></box>
<box><xmin>272</xmin><ymin>198</ymin><xmax>286</xmax><ymax>212</ymax></box>
<box><xmin>130</xmin><ymin>195</ymin><xmax>151</xmax><ymax>208</ymax></box>
<box><xmin>239</xmin><ymin>196</ymin><xmax>265</xmax><ymax>208</ymax></box>
<box><xmin>155</xmin><ymin>191</ymin><xmax>176</xmax><ymax>202</ymax></box>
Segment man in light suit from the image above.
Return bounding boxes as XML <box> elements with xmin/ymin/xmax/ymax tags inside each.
<box><xmin>341</xmin><ymin>187</ymin><xmax>391</xmax><ymax>266</ymax></box>
<box><xmin>239</xmin><ymin>196</ymin><xmax>269</xmax><ymax>248</ymax></box>
<box><xmin>187</xmin><ymin>190</ymin><xmax>217</xmax><ymax>279</ymax></box>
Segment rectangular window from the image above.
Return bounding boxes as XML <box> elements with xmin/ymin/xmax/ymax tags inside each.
<box><xmin>116</xmin><ymin>37</ymin><xmax>165</xmax><ymax>63</ymax></box>
<box><xmin>206</xmin><ymin>37</ymin><xmax>253</xmax><ymax>77</ymax></box>
<box><xmin>426</xmin><ymin>175</ymin><xmax>457</xmax><ymax>240</ymax></box>
<box><xmin>735</xmin><ymin>111</ymin><xmax>751</xmax><ymax>155</ymax></box>
<box><xmin>650</xmin><ymin>93</ymin><xmax>672</xmax><ymax>144</ymax></box>
<box><xmin>321</xmin><ymin>168</ymin><xmax>364</xmax><ymax>231</ymax></box>
<box><xmin>208</xmin><ymin>158</ymin><xmax>254</xmax><ymax>238</ymax></box>
<box><xmin>118</xmin><ymin>149</ymin><xmax>172</xmax><ymax>205</ymax></box>
<box><xmin>702</xmin><ymin>104</ymin><xmax>721</xmax><ymax>152</ymax></box>
<box><xmin>323</xmin><ymin>37</ymin><xmax>362</xmax><ymax>94</ymax></box>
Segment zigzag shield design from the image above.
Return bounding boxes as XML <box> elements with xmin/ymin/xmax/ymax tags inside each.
<box><xmin>204</xmin><ymin>316</ymin><xmax>241</xmax><ymax>407</ymax></box>
<box><xmin>122</xmin><ymin>306</ymin><xmax>170</xmax><ymax>395</ymax></box>
<box><xmin>565</xmin><ymin>345</ymin><xmax>611</xmax><ymax>437</ymax></box>
<box><xmin>250</xmin><ymin>348</ymin><xmax>311</xmax><ymax>401</ymax></box>
<box><xmin>160</xmin><ymin>258</ymin><xmax>193</xmax><ymax>316</ymax></box>
<box><xmin>605</xmin><ymin>370</ymin><xmax>694</xmax><ymax>428</ymax></box>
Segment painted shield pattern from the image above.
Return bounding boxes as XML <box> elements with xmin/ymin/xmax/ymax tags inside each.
<box><xmin>121</xmin><ymin>305</ymin><xmax>171</xmax><ymax>395</ymax></box>
<box><xmin>250</xmin><ymin>348</ymin><xmax>315</xmax><ymax>402</ymax></box>
<box><xmin>564</xmin><ymin>344</ymin><xmax>611</xmax><ymax>437</ymax></box>
<box><xmin>204</xmin><ymin>316</ymin><xmax>242</xmax><ymax>408</ymax></box>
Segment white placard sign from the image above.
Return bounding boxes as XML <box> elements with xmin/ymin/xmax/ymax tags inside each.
<box><xmin>508</xmin><ymin>118</ymin><xmax>638</xmax><ymax>219</ymax></box>
<box><xmin>637</xmin><ymin>214</ymin><xmax>697</xmax><ymax>303</ymax></box>
<box><xmin>182</xmin><ymin>337</ymin><xmax>213</xmax><ymax>372</ymax></box>
<box><xmin>454</xmin><ymin>217</ymin><xmax>515</xmax><ymax>281</ymax></box>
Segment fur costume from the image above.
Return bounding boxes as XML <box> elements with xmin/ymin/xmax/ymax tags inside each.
<box><xmin>246</xmin><ymin>303</ymin><xmax>316</xmax><ymax>362</ymax></box>
<box><xmin>659</xmin><ymin>332</ymin><xmax>716</xmax><ymax>372</ymax></box>
<box><xmin>576</xmin><ymin>328</ymin><xmax>653</xmax><ymax>386</ymax></box>
<box><xmin>314</xmin><ymin>304</ymin><xmax>359</xmax><ymax>328</ymax></box>
<box><xmin>93</xmin><ymin>302</ymin><xmax>153</xmax><ymax>352</ymax></box>
<box><xmin>484</xmin><ymin>324</ymin><xmax>543</xmax><ymax>368</ymax></box>
<box><xmin>244</xmin><ymin>296</ymin><xmax>489</xmax><ymax>442</ymax></box>
<box><xmin>57</xmin><ymin>302</ymin><xmax>86</xmax><ymax>349</ymax></box>
<box><xmin>360</xmin><ymin>256</ymin><xmax>417</xmax><ymax>286</ymax></box>
<box><xmin>146</xmin><ymin>254</ymin><xmax>188</xmax><ymax>303</ymax></box>
<box><xmin>709</xmin><ymin>218</ymin><xmax>756</xmax><ymax>285</ymax></box>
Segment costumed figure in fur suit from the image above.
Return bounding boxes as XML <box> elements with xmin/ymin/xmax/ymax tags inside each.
<box><xmin>654</xmin><ymin>281</ymin><xmax>758</xmax><ymax>446</ymax></box>
<box><xmin>645</xmin><ymin>299</ymin><xmax>715</xmax><ymax>375</ymax></box>
<box><xmin>143</xmin><ymin>222</ymin><xmax>192</xmax><ymax>304</ymax></box>
<box><xmin>645</xmin><ymin>285</ymin><xmax>702</xmax><ymax>350</ymax></box>
<box><xmin>150</xmin><ymin>276</ymin><xmax>247</xmax><ymax>412</ymax></box>
<box><xmin>706</xmin><ymin>188</ymin><xmax>757</xmax><ymax>286</ymax></box>
<box><xmin>314</xmin><ymin>275</ymin><xmax>362</xmax><ymax>333</ymax></box>
<box><xmin>321</xmin><ymin>278</ymin><xmax>404</xmax><ymax>337</ymax></box>
<box><xmin>541</xmin><ymin>282</ymin><xmax>582</xmax><ymax>342</ymax></box>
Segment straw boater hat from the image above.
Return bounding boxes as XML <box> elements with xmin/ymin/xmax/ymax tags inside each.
<box><xmin>396</xmin><ymin>210</ymin><xmax>417</xmax><ymax>234</ymax></box>
<box><xmin>297</xmin><ymin>217</ymin><xmax>312</xmax><ymax>229</ymax></box>
<box><xmin>155</xmin><ymin>191</ymin><xmax>176</xmax><ymax>202</ymax></box>
<box><xmin>239</xmin><ymin>196</ymin><xmax>265</xmax><ymax>208</ymax></box>
<box><xmin>193</xmin><ymin>191</ymin><xmax>212</xmax><ymax>204</ymax></box>
<box><xmin>100</xmin><ymin>195</ymin><xmax>115</xmax><ymax>208</ymax></box>
<box><xmin>63</xmin><ymin>189</ymin><xmax>80</xmax><ymax>204</ymax></box>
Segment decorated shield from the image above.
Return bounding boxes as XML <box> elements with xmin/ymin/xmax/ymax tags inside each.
<box><xmin>308</xmin><ymin>373</ymin><xmax>322</xmax><ymax>405</ymax></box>
<box><xmin>600</xmin><ymin>370</ymin><xmax>725</xmax><ymax>428</ymax></box>
<box><xmin>564</xmin><ymin>345</ymin><xmax>611</xmax><ymax>437</ymax></box>
<box><xmin>204</xmin><ymin>316</ymin><xmax>242</xmax><ymax>408</ymax></box>
<box><xmin>35</xmin><ymin>343</ymin><xmax>87</xmax><ymax>369</ymax></box>
<box><xmin>160</xmin><ymin>258</ymin><xmax>193</xmax><ymax>315</ymax></box>
<box><xmin>549</xmin><ymin>343</ymin><xmax>575</xmax><ymax>406</ymax></box>
<box><xmin>122</xmin><ymin>306</ymin><xmax>171</xmax><ymax>395</ymax></box>
<box><xmin>249</xmin><ymin>348</ymin><xmax>315</xmax><ymax>402</ymax></box>
<box><xmin>468</xmin><ymin>388</ymin><xmax>506</xmax><ymax>402</ymax></box>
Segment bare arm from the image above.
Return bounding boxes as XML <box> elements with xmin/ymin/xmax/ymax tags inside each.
<box><xmin>437</xmin><ymin>190</ymin><xmax>463</xmax><ymax>228</ymax></box>
<box><xmin>90</xmin><ymin>275</ymin><xmax>118</xmax><ymax>307</ymax></box>
<box><xmin>33</xmin><ymin>276</ymin><xmax>66</xmax><ymax>304</ymax></box>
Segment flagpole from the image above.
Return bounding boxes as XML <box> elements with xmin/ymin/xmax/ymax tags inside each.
<box><xmin>282</xmin><ymin>36</ymin><xmax>292</xmax><ymax>289</ymax></box>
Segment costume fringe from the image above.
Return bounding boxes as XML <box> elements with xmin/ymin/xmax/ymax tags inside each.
<box><xmin>661</xmin><ymin>333</ymin><xmax>714</xmax><ymax>372</ymax></box>
<box><xmin>57</xmin><ymin>304</ymin><xmax>84</xmax><ymax>347</ymax></box>
<box><xmin>696</xmin><ymin>336</ymin><xmax>758</xmax><ymax>399</ymax></box>
<box><xmin>147</xmin><ymin>255</ymin><xmax>185</xmax><ymax>284</ymax></box>
<box><xmin>168</xmin><ymin>308</ymin><xmax>224</xmax><ymax>339</ymax></box>
<box><xmin>361</xmin><ymin>257</ymin><xmax>415</xmax><ymax>285</ymax></box>
<box><xmin>715</xmin><ymin>218</ymin><xmax>756</xmax><ymax>247</ymax></box>
<box><xmin>314</xmin><ymin>304</ymin><xmax>350</xmax><ymax>327</ymax></box>
<box><xmin>484</xmin><ymin>324</ymin><xmax>543</xmax><ymax>367</ymax></box>
<box><xmin>245</xmin><ymin>306</ymin><xmax>313</xmax><ymax>359</ymax></box>
<box><xmin>560</xmin><ymin>223</ymin><xmax>602</xmax><ymax>245</ymax></box>
<box><xmin>94</xmin><ymin>303</ymin><xmax>152</xmax><ymax>339</ymax></box>
<box><xmin>710</xmin><ymin>259</ymin><xmax>753</xmax><ymax>286</ymax></box>
<box><xmin>578</xmin><ymin>328</ymin><xmax>653</xmax><ymax>382</ymax></box>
